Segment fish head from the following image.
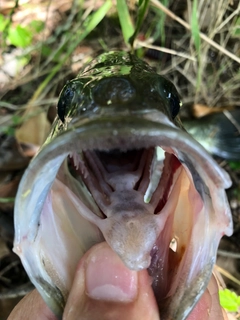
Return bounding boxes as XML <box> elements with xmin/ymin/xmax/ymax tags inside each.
<box><xmin>13</xmin><ymin>52</ymin><xmax>233</xmax><ymax>319</ymax></box>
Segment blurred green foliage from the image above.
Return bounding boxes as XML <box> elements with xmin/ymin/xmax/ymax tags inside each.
<box><xmin>0</xmin><ymin>14</ymin><xmax>44</xmax><ymax>48</ymax></box>
<box><xmin>219</xmin><ymin>289</ymin><xmax>240</xmax><ymax>312</ymax></box>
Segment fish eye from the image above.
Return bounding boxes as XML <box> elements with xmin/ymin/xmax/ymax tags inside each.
<box><xmin>157</xmin><ymin>77</ymin><xmax>182</xmax><ymax>120</ymax></box>
<box><xmin>168</xmin><ymin>94</ymin><xmax>182</xmax><ymax>119</ymax></box>
<box><xmin>57</xmin><ymin>85</ymin><xmax>74</xmax><ymax>122</ymax></box>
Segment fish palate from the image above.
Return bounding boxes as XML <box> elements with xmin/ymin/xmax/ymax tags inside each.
<box><xmin>13</xmin><ymin>51</ymin><xmax>233</xmax><ymax>319</ymax></box>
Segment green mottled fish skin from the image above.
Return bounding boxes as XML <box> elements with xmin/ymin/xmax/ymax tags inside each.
<box><xmin>183</xmin><ymin>109</ymin><xmax>240</xmax><ymax>160</ymax></box>
<box><xmin>57</xmin><ymin>51</ymin><xmax>240</xmax><ymax>161</ymax></box>
<box><xmin>54</xmin><ymin>51</ymin><xmax>183</xmax><ymax>136</ymax></box>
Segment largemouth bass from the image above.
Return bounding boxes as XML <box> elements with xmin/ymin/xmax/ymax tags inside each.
<box><xmin>13</xmin><ymin>52</ymin><xmax>233</xmax><ymax>319</ymax></box>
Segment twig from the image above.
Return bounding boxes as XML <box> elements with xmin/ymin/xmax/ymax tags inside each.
<box><xmin>135</xmin><ymin>40</ymin><xmax>196</xmax><ymax>61</ymax></box>
<box><xmin>215</xmin><ymin>2</ymin><xmax>240</xmax><ymax>33</ymax></box>
<box><xmin>215</xmin><ymin>265</ymin><xmax>240</xmax><ymax>286</ymax></box>
<box><xmin>150</xmin><ymin>0</ymin><xmax>240</xmax><ymax>65</ymax></box>
<box><xmin>223</xmin><ymin>110</ymin><xmax>240</xmax><ymax>134</ymax></box>
<box><xmin>218</xmin><ymin>249</ymin><xmax>240</xmax><ymax>259</ymax></box>
<box><xmin>0</xmin><ymin>261</ymin><xmax>19</xmax><ymax>277</ymax></box>
<box><xmin>0</xmin><ymin>282</ymin><xmax>34</xmax><ymax>299</ymax></box>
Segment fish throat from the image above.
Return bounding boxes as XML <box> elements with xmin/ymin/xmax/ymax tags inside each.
<box><xmin>70</xmin><ymin>147</ymin><xmax>180</xmax><ymax>215</ymax></box>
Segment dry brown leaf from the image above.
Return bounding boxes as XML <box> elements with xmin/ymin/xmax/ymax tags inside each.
<box><xmin>192</xmin><ymin>104</ymin><xmax>232</xmax><ymax>118</ymax></box>
<box><xmin>15</xmin><ymin>106</ymin><xmax>51</xmax><ymax>146</ymax></box>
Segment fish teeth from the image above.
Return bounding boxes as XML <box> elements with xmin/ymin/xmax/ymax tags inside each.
<box><xmin>69</xmin><ymin>151</ymin><xmax>88</xmax><ymax>178</ymax></box>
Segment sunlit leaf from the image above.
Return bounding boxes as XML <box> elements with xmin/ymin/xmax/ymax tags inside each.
<box><xmin>8</xmin><ymin>25</ymin><xmax>32</xmax><ymax>48</ymax></box>
<box><xmin>219</xmin><ymin>289</ymin><xmax>240</xmax><ymax>312</ymax></box>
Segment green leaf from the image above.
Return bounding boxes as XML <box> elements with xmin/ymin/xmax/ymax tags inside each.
<box><xmin>219</xmin><ymin>289</ymin><xmax>240</xmax><ymax>312</ymax></box>
<box><xmin>8</xmin><ymin>25</ymin><xmax>32</xmax><ymax>48</ymax></box>
<box><xmin>116</xmin><ymin>0</ymin><xmax>134</xmax><ymax>45</ymax></box>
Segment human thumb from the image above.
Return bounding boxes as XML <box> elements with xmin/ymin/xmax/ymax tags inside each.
<box><xmin>63</xmin><ymin>242</ymin><xmax>160</xmax><ymax>320</ymax></box>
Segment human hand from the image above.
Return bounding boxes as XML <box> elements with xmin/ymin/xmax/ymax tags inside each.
<box><xmin>8</xmin><ymin>242</ymin><xmax>159</xmax><ymax>320</ymax></box>
<box><xmin>8</xmin><ymin>241</ymin><xmax>228</xmax><ymax>320</ymax></box>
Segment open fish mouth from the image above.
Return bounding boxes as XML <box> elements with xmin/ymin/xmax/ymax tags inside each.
<box><xmin>14</xmin><ymin>114</ymin><xmax>232</xmax><ymax>319</ymax></box>
<box><xmin>13</xmin><ymin>52</ymin><xmax>233</xmax><ymax>320</ymax></box>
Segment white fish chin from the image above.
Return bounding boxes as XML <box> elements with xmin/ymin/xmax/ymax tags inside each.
<box><xmin>13</xmin><ymin>116</ymin><xmax>233</xmax><ymax>320</ymax></box>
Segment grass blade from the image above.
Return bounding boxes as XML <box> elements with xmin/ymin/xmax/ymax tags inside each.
<box><xmin>82</xmin><ymin>0</ymin><xmax>112</xmax><ymax>36</ymax></box>
<box><xmin>190</xmin><ymin>0</ymin><xmax>201</xmax><ymax>90</ymax></box>
<box><xmin>130</xmin><ymin>0</ymin><xmax>150</xmax><ymax>47</ymax></box>
<box><xmin>190</xmin><ymin>0</ymin><xmax>201</xmax><ymax>53</ymax></box>
<box><xmin>117</xmin><ymin>0</ymin><xmax>135</xmax><ymax>46</ymax></box>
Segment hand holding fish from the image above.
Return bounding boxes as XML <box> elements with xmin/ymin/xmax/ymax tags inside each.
<box><xmin>8</xmin><ymin>242</ymin><xmax>227</xmax><ymax>320</ymax></box>
<box><xmin>9</xmin><ymin>242</ymin><xmax>159</xmax><ymax>320</ymax></box>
